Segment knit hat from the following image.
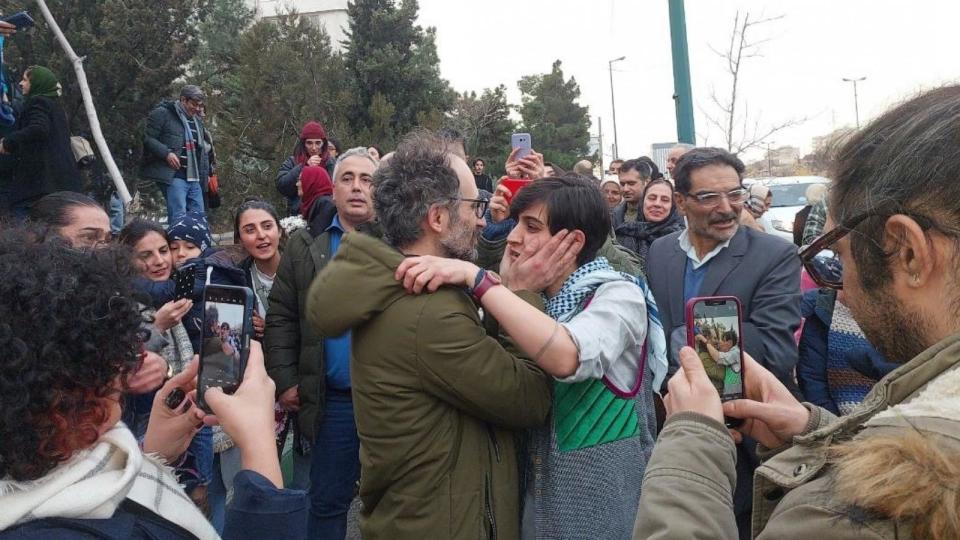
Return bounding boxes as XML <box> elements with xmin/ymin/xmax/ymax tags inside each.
<box><xmin>180</xmin><ymin>84</ymin><xmax>205</xmax><ymax>102</ymax></box>
<box><xmin>167</xmin><ymin>212</ymin><xmax>212</xmax><ymax>253</ymax></box>
<box><xmin>300</xmin><ymin>121</ymin><xmax>327</xmax><ymax>141</ymax></box>
<box><xmin>26</xmin><ymin>66</ymin><xmax>61</xmax><ymax>98</ymax></box>
<box><xmin>299</xmin><ymin>166</ymin><xmax>333</xmax><ymax>219</ymax></box>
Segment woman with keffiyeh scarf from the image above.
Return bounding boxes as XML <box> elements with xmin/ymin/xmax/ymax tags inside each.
<box><xmin>397</xmin><ymin>176</ymin><xmax>667</xmax><ymax>539</ymax></box>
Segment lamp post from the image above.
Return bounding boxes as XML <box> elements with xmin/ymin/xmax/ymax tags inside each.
<box><xmin>609</xmin><ymin>56</ymin><xmax>626</xmax><ymax>159</ymax></box>
<box><xmin>842</xmin><ymin>76</ymin><xmax>866</xmax><ymax>128</ymax></box>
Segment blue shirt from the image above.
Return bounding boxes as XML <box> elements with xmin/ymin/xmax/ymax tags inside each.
<box><xmin>682</xmin><ymin>258</ymin><xmax>710</xmax><ymax>323</ymax></box>
<box><xmin>324</xmin><ymin>215</ymin><xmax>353</xmax><ymax>390</ymax></box>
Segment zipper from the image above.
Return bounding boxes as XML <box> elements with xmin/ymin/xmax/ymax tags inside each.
<box><xmin>484</xmin><ymin>473</ymin><xmax>498</xmax><ymax>540</ymax></box>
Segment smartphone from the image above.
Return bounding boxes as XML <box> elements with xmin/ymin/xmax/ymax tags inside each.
<box><xmin>197</xmin><ymin>284</ymin><xmax>254</xmax><ymax>413</ymax></box>
<box><xmin>174</xmin><ymin>264</ymin><xmax>197</xmax><ymax>301</ymax></box>
<box><xmin>686</xmin><ymin>296</ymin><xmax>745</xmax><ymax>427</ymax></box>
<box><xmin>511</xmin><ymin>132</ymin><xmax>532</xmax><ymax>160</ymax></box>
<box><xmin>1</xmin><ymin>12</ymin><xmax>34</xmax><ymax>30</ymax></box>
<box><xmin>499</xmin><ymin>177</ymin><xmax>533</xmax><ymax>205</ymax></box>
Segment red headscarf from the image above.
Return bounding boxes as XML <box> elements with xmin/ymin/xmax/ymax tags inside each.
<box><xmin>299</xmin><ymin>166</ymin><xmax>333</xmax><ymax>219</ymax></box>
<box><xmin>295</xmin><ymin>121</ymin><xmax>328</xmax><ymax>166</ymax></box>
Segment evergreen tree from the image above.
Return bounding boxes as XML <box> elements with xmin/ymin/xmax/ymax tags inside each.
<box><xmin>343</xmin><ymin>0</ymin><xmax>455</xmax><ymax>148</ymax></box>
<box><xmin>4</xmin><ymin>0</ymin><xmax>211</xmax><ymax>179</ymax></box>
<box><xmin>517</xmin><ymin>60</ymin><xmax>591</xmax><ymax>170</ymax></box>
<box><xmin>212</xmin><ymin>10</ymin><xmax>352</xmax><ymax>219</ymax></box>
<box><xmin>447</xmin><ymin>85</ymin><xmax>515</xmax><ymax>176</ymax></box>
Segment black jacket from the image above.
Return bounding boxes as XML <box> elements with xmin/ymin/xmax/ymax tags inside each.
<box><xmin>140</xmin><ymin>101</ymin><xmax>210</xmax><ymax>188</ymax></box>
<box><xmin>611</xmin><ymin>202</ymin><xmax>685</xmax><ymax>273</ymax></box>
<box><xmin>1</xmin><ymin>95</ymin><xmax>80</xmax><ymax>205</ymax></box>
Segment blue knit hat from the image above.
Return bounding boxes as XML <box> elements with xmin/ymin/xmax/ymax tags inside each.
<box><xmin>167</xmin><ymin>212</ymin><xmax>212</xmax><ymax>252</ymax></box>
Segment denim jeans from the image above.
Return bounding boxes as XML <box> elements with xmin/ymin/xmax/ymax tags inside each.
<box><xmin>163</xmin><ymin>178</ymin><xmax>204</xmax><ymax>221</ymax></box>
<box><xmin>209</xmin><ymin>445</ymin><xmax>243</xmax><ymax>534</ymax></box>
<box><xmin>308</xmin><ymin>389</ymin><xmax>360</xmax><ymax>540</ymax></box>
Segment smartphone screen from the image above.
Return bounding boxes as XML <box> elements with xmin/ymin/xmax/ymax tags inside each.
<box><xmin>511</xmin><ymin>133</ymin><xmax>532</xmax><ymax>160</ymax></box>
<box><xmin>687</xmin><ymin>297</ymin><xmax>744</xmax><ymax>402</ymax></box>
<box><xmin>197</xmin><ymin>285</ymin><xmax>253</xmax><ymax>413</ymax></box>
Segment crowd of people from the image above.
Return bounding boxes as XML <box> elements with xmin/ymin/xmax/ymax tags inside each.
<box><xmin>2</xmin><ymin>18</ymin><xmax>960</xmax><ymax>540</ymax></box>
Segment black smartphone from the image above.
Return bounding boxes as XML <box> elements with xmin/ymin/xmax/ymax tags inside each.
<box><xmin>174</xmin><ymin>264</ymin><xmax>197</xmax><ymax>301</ymax></box>
<box><xmin>197</xmin><ymin>284</ymin><xmax>254</xmax><ymax>413</ymax></box>
<box><xmin>1</xmin><ymin>12</ymin><xmax>34</xmax><ymax>30</ymax></box>
<box><xmin>686</xmin><ymin>296</ymin><xmax>745</xmax><ymax>427</ymax></box>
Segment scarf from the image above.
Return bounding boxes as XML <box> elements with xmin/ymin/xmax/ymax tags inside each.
<box><xmin>174</xmin><ymin>101</ymin><xmax>201</xmax><ymax>183</ymax></box>
<box><xmin>545</xmin><ymin>257</ymin><xmax>669</xmax><ymax>392</ymax></box>
<box><xmin>0</xmin><ymin>423</ymin><xmax>218</xmax><ymax>539</ymax></box>
<box><xmin>26</xmin><ymin>65</ymin><xmax>62</xmax><ymax>99</ymax></box>
<box><xmin>827</xmin><ymin>300</ymin><xmax>877</xmax><ymax>415</ymax></box>
<box><xmin>298</xmin><ymin>166</ymin><xmax>333</xmax><ymax>219</ymax></box>
<box><xmin>614</xmin><ymin>209</ymin><xmax>686</xmax><ymax>274</ymax></box>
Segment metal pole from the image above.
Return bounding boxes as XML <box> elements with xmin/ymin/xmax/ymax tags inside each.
<box><xmin>598</xmin><ymin>116</ymin><xmax>604</xmax><ymax>176</ymax></box>
<box><xmin>766</xmin><ymin>142</ymin><xmax>773</xmax><ymax>176</ymax></box>
<box><xmin>668</xmin><ymin>0</ymin><xmax>696</xmax><ymax>144</ymax></box>
<box><xmin>843</xmin><ymin>76</ymin><xmax>866</xmax><ymax>128</ymax></box>
<box><xmin>608</xmin><ymin>56</ymin><xmax>625</xmax><ymax>160</ymax></box>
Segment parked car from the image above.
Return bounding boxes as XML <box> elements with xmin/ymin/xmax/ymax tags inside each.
<box><xmin>758</xmin><ymin>176</ymin><xmax>830</xmax><ymax>241</ymax></box>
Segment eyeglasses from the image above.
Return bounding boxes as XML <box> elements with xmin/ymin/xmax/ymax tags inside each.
<box><xmin>798</xmin><ymin>204</ymin><xmax>954</xmax><ymax>290</ymax></box>
<box><xmin>453</xmin><ymin>197</ymin><xmax>490</xmax><ymax>219</ymax></box>
<box><xmin>682</xmin><ymin>187</ymin><xmax>749</xmax><ymax>208</ymax></box>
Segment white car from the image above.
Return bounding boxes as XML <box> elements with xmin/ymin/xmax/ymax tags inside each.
<box><xmin>758</xmin><ymin>176</ymin><xmax>830</xmax><ymax>242</ymax></box>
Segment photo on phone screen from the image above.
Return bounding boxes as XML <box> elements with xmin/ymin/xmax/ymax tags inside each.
<box><xmin>689</xmin><ymin>298</ymin><xmax>744</xmax><ymax>401</ymax></box>
<box><xmin>198</xmin><ymin>285</ymin><xmax>253</xmax><ymax>412</ymax></box>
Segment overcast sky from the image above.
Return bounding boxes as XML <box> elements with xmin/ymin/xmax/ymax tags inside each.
<box><xmin>415</xmin><ymin>0</ymin><xmax>959</xmax><ymax>164</ymax></box>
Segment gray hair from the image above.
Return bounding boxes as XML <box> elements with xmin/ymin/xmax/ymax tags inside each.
<box><xmin>332</xmin><ymin>147</ymin><xmax>378</xmax><ymax>180</ymax></box>
<box><xmin>831</xmin><ymin>85</ymin><xmax>960</xmax><ymax>289</ymax></box>
<box><xmin>373</xmin><ymin>132</ymin><xmax>460</xmax><ymax>248</ymax></box>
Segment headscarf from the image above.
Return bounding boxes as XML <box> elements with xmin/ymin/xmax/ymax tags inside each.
<box><xmin>746</xmin><ymin>184</ymin><xmax>772</xmax><ymax>218</ymax></box>
<box><xmin>166</xmin><ymin>212</ymin><xmax>212</xmax><ymax>253</ymax></box>
<box><xmin>299</xmin><ymin>166</ymin><xmax>333</xmax><ymax>219</ymax></box>
<box><xmin>294</xmin><ymin>121</ymin><xmax>328</xmax><ymax>166</ymax></box>
<box><xmin>640</xmin><ymin>179</ymin><xmax>679</xmax><ymax>224</ymax></box>
<box><xmin>25</xmin><ymin>66</ymin><xmax>61</xmax><ymax>98</ymax></box>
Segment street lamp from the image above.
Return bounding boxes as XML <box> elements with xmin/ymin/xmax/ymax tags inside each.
<box><xmin>842</xmin><ymin>76</ymin><xmax>866</xmax><ymax>128</ymax></box>
<box><xmin>609</xmin><ymin>56</ymin><xmax>626</xmax><ymax>159</ymax></box>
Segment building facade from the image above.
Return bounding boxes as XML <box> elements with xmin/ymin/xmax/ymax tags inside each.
<box><xmin>247</xmin><ymin>0</ymin><xmax>350</xmax><ymax>50</ymax></box>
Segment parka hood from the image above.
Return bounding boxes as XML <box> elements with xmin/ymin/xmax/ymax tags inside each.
<box><xmin>306</xmin><ymin>230</ymin><xmax>409</xmax><ymax>338</ymax></box>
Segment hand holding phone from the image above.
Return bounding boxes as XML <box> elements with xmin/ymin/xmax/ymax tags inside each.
<box><xmin>197</xmin><ymin>284</ymin><xmax>255</xmax><ymax>413</ymax></box>
<box><xmin>499</xmin><ymin>178</ymin><xmax>532</xmax><ymax>205</ymax></box>
<box><xmin>511</xmin><ymin>133</ymin><xmax>531</xmax><ymax>160</ymax></box>
<box><xmin>0</xmin><ymin>12</ymin><xmax>34</xmax><ymax>31</ymax></box>
<box><xmin>686</xmin><ymin>296</ymin><xmax>745</xmax><ymax>427</ymax></box>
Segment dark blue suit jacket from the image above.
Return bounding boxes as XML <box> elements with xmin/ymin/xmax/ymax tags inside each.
<box><xmin>646</xmin><ymin>225</ymin><xmax>802</xmax><ymax>392</ymax></box>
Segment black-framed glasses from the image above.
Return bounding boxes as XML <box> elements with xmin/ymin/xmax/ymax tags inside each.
<box><xmin>454</xmin><ymin>197</ymin><xmax>490</xmax><ymax>219</ymax></box>
<box><xmin>798</xmin><ymin>204</ymin><xmax>951</xmax><ymax>290</ymax></box>
<box><xmin>682</xmin><ymin>187</ymin><xmax>749</xmax><ymax>208</ymax></box>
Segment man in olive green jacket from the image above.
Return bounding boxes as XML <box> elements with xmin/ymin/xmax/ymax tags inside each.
<box><xmin>307</xmin><ymin>133</ymin><xmax>567</xmax><ymax>539</ymax></box>
<box><xmin>633</xmin><ymin>85</ymin><xmax>960</xmax><ymax>539</ymax></box>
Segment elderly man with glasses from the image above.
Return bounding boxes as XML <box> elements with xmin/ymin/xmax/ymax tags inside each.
<box><xmin>642</xmin><ymin>146</ymin><xmax>802</xmax><ymax>539</ymax></box>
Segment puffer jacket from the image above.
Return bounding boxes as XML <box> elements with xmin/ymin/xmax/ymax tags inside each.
<box><xmin>306</xmin><ymin>231</ymin><xmax>552</xmax><ymax>540</ymax></box>
<box><xmin>634</xmin><ymin>332</ymin><xmax>960</xmax><ymax>539</ymax></box>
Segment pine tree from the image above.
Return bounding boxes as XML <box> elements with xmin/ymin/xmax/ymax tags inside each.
<box><xmin>517</xmin><ymin>60</ymin><xmax>591</xmax><ymax>170</ymax></box>
<box><xmin>343</xmin><ymin>0</ymin><xmax>455</xmax><ymax>148</ymax></box>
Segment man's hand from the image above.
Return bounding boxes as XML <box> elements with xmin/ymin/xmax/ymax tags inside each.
<box><xmin>0</xmin><ymin>21</ymin><xmax>16</xmax><ymax>38</ymax></box>
<box><xmin>127</xmin><ymin>351</ymin><xmax>168</xmax><ymax>394</ymax></box>
<box><xmin>252</xmin><ymin>313</ymin><xmax>265</xmax><ymax>340</ymax></box>
<box><xmin>278</xmin><ymin>384</ymin><xmax>300</xmax><ymax>412</ymax></box>
<box><xmin>153</xmin><ymin>298</ymin><xmax>192</xmax><ymax>333</ymax></box>
<box><xmin>395</xmin><ymin>256</ymin><xmax>478</xmax><ymax>294</ymax></box>
<box><xmin>166</xmin><ymin>152</ymin><xmax>181</xmax><ymax>170</ymax></box>
<box><xmin>505</xmin><ymin>148</ymin><xmax>545</xmax><ymax>180</ymax></box>
<box><xmin>722</xmin><ymin>352</ymin><xmax>810</xmax><ymax>448</ymax></box>
<box><xmin>306</xmin><ymin>155</ymin><xmax>324</xmax><ymax>167</ymax></box>
<box><xmin>489</xmin><ymin>184</ymin><xmax>511</xmax><ymax>223</ymax></box>
<box><xmin>500</xmin><ymin>229</ymin><xmax>578</xmax><ymax>292</ymax></box>
<box><xmin>143</xmin><ymin>357</ymin><xmax>206</xmax><ymax>463</ymax></box>
<box><xmin>0</xmin><ymin>139</ymin><xmax>7</xmax><ymax>155</ymax></box>
<box><xmin>663</xmin><ymin>347</ymin><xmax>725</xmax><ymax>425</ymax></box>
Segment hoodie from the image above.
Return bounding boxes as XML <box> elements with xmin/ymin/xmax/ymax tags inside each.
<box><xmin>306</xmin><ymin>231</ymin><xmax>552</xmax><ymax>540</ymax></box>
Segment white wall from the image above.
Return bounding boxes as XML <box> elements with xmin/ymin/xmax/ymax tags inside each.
<box><xmin>247</xmin><ymin>0</ymin><xmax>350</xmax><ymax>51</ymax></box>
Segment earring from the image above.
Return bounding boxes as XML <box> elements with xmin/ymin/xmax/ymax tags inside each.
<box><xmin>912</xmin><ymin>273</ymin><xmax>921</xmax><ymax>283</ymax></box>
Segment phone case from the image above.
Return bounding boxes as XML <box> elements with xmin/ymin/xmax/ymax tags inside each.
<box><xmin>174</xmin><ymin>265</ymin><xmax>197</xmax><ymax>300</ymax></box>
<box><xmin>1</xmin><ymin>12</ymin><xmax>34</xmax><ymax>30</ymax></box>
<box><xmin>511</xmin><ymin>133</ymin><xmax>531</xmax><ymax>160</ymax></box>
<box><xmin>196</xmin><ymin>284</ymin><xmax>255</xmax><ymax>413</ymax></box>
<box><xmin>499</xmin><ymin>177</ymin><xmax>533</xmax><ymax>204</ymax></box>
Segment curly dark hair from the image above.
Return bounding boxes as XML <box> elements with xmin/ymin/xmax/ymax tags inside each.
<box><xmin>0</xmin><ymin>226</ymin><xmax>143</xmax><ymax>481</ymax></box>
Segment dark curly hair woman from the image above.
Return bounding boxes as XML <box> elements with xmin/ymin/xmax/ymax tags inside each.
<box><xmin>0</xmin><ymin>226</ymin><xmax>308</xmax><ymax>539</ymax></box>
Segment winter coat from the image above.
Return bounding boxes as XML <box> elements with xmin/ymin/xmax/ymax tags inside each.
<box><xmin>276</xmin><ymin>156</ymin><xmax>303</xmax><ymax>215</ymax></box>
<box><xmin>306</xmin><ymin>231</ymin><xmax>552</xmax><ymax>540</ymax></box>
<box><xmin>0</xmin><ymin>95</ymin><xmax>80</xmax><ymax>205</ymax></box>
<box><xmin>611</xmin><ymin>203</ymin><xmax>685</xmax><ymax>273</ymax></box>
<box><xmin>634</xmin><ymin>332</ymin><xmax>960</xmax><ymax>540</ymax></box>
<box><xmin>0</xmin><ymin>470</ymin><xmax>307</xmax><ymax>540</ymax></box>
<box><xmin>263</xmin><ymin>198</ymin><xmax>338</xmax><ymax>443</ymax></box>
<box><xmin>140</xmin><ymin>101</ymin><xmax>210</xmax><ymax>188</ymax></box>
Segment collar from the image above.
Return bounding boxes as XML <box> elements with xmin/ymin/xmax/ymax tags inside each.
<box><xmin>326</xmin><ymin>213</ymin><xmax>345</xmax><ymax>234</ymax></box>
<box><xmin>678</xmin><ymin>229</ymin><xmax>731</xmax><ymax>270</ymax></box>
